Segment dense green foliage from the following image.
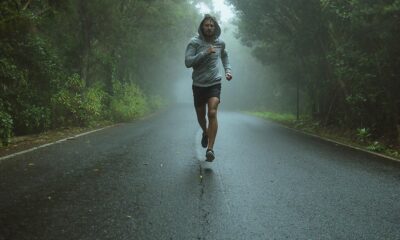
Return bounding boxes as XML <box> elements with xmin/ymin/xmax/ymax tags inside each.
<box><xmin>0</xmin><ymin>0</ymin><xmax>200</xmax><ymax>145</ymax></box>
<box><xmin>228</xmin><ymin>0</ymin><xmax>400</xmax><ymax>145</ymax></box>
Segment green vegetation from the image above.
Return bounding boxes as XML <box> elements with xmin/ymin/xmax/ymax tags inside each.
<box><xmin>250</xmin><ymin>112</ymin><xmax>296</xmax><ymax>124</ymax></box>
<box><xmin>250</xmin><ymin>111</ymin><xmax>400</xmax><ymax>159</ymax></box>
<box><xmin>228</xmin><ymin>0</ymin><xmax>400</xmax><ymax>149</ymax></box>
<box><xmin>110</xmin><ymin>81</ymin><xmax>148</xmax><ymax>122</ymax></box>
<box><xmin>0</xmin><ymin>0</ymin><xmax>201</xmax><ymax>146</ymax></box>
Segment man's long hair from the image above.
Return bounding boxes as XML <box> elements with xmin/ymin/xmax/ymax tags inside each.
<box><xmin>200</xmin><ymin>14</ymin><xmax>218</xmax><ymax>30</ymax></box>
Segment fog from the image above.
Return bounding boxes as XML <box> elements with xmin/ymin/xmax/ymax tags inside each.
<box><xmin>126</xmin><ymin>1</ymin><xmax>295</xmax><ymax>114</ymax></box>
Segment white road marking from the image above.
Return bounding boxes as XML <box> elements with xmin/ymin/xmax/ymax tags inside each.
<box><xmin>0</xmin><ymin>126</ymin><xmax>114</xmax><ymax>162</ymax></box>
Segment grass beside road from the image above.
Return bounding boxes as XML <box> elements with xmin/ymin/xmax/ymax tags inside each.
<box><xmin>250</xmin><ymin>112</ymin><xmax>296</xmax><ymax>124</ymax></box>
<box><xmin>248</xmin><ymin>111</ymin><xmax>400</xmax><ymax>161</ymax></box>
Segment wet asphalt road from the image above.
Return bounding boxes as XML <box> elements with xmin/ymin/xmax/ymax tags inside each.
<box><xmin>1</xmin><ymin>104</ymin><xmax>400</xmax><ymax>240</ymax></box>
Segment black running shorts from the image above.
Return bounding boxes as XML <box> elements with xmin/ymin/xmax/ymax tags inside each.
<box><xmin>192</xmin><ymin>84</ymin><xmax>221</xmax><ymax>108</ymax></box>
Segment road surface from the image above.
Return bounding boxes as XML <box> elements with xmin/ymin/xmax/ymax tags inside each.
<box><xmin>1</xmin><ymin>104</ymin><xmax>400</xmax><ymax>239</ymax></box>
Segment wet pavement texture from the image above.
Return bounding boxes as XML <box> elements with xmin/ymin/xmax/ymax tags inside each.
<box><xmin>1</xmin><ymin>104</ymin><xmax>400</xmax><ymax>240</ymax></box>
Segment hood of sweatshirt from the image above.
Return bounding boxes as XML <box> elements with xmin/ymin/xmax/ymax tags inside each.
<box><xmin>197</xmin><ymin>15</ymin><xmax>221</xmax><ymax>40</ymax></box>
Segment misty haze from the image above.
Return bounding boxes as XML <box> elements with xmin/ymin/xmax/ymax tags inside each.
<box><xmin>1</xmin><ymin>1</ymin><xmax>400</xmax><ymax>239</ymax></box>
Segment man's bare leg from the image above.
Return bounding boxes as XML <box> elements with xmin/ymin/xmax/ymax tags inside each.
<box><xmin>195</xmin><ymin>104</ymin><xmax>207</xmax><ymax>136</ymax></box>
<box><xmin>207</xmin><ymin>97</ymin><xmax>219</xmax><ymax>150</ymax></box>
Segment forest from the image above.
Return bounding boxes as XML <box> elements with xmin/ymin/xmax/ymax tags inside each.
<box><xmin>0</xmin><ymin>0</ymin><xmax>201</xmax><ymax>146</ymax></box>
<box><xmin>227</xmin><ymin>0</ymin><xmax>400</xmax><ymax>149</ymax></box>
<box><xmin>1</xmin><ymin>0</ymin><xmax>400</xmax><ymax>153</ymax></box>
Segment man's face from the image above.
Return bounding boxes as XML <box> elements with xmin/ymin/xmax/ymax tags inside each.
<box><xmin>202</xmin><ymin>19</ymin><xmax>215</xmax><ymax>37</ymax></box>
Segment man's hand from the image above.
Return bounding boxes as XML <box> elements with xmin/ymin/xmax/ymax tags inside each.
<box><xmin>226</xmin><ymin>72</ymin><xmax>232</xmax><ymax>81</ymax></box>
<box><xmin>207</xmin><ymin>46</ymin><xmax>216</xmax><ymax>54</ymax></box>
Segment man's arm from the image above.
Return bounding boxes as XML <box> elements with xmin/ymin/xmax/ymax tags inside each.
<box><xmin>185</xmin><ymin>41</ymin><xmax>208</xmax><ymax>68</ymax></box>
<box><xmin>221</xmin><ymin>44</ymin><xmax>232</xmax><ymax>80</ymax></box>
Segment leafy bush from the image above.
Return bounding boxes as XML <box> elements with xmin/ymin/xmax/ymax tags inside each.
<box><xmin>0</xmin><ymin>110</ymin><xmax>13</xmax><ymax>146</ymax></box>
<box><xmin>51</xmin><ymin>74</ymin><xmax>108</xmax><ymax>126</ymax></box>
<box><xmin>356</xmin><ymin>128</ymin><xmax>371</xmax><ymax>143</ymax></box>
<box><xmin>111</xmin><ymin>81</ymin><xmax>148</xmax><ymax>122</ymax></box>
<box><xmin>366</xmin><ymin>141</ymin><xmax>386</xmax><ymax>153</ymax></box>
<box><xmin>0</xmin><ymin>58</ymin><xmax>27</xmax><ymax>88</ymax></box>
<box><xmin>19</xmin><ymin>105</ymin><xmax>51</xmax><ymax>133</ymax></box>
<box><xmin>51</xmin><ymin>73</ymin><xmax>85</xmax><ymax>126</ymax></box>
<box><xmin>81</xmin><ymin>85</ymin><xmax>108</xmax><ymax>125</ymax></box>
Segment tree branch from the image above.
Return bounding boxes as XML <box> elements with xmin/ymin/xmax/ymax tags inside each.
<box><xmin>22</xmin><ymin>0</ymin><xmax>32</xmax><ymax>11</ymax></box>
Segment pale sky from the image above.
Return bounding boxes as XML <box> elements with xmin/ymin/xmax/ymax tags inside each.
<box><xmin>196</xmin><ymin>0</ymin><xmax>235</xmax><ymax>23</ymax></box>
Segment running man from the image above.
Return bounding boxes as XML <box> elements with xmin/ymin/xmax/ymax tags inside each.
<box><xmin>185</xmin><ymin>14</ymin><xmax>233</xmax><ymax>161</ymax></box>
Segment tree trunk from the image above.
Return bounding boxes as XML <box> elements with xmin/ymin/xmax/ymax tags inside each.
<box><xmin>79</xmin><ymin>0</ymin><xmax>91</xmax><ymax>86</ymax></box>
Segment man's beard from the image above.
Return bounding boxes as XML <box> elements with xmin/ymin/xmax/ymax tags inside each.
<box><xmin>205</xmin><ymin>30</ymin><xmax>214</xmax><ymax>36</ymax></box>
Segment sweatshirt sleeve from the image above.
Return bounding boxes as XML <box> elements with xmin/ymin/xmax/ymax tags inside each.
<box><xmin>221</xmin><ymin>44</ymin><xmax>232</xmax><ymax>74</ymax></box>
<box><xmin>185</xmin><ymin>40</ymin><xmax>207</xmax><ymax>68</ymax></box>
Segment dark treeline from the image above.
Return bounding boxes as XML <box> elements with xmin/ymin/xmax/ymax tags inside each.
<box><xmin>0</xmin><ymin>0</ymin><xmax>200</xmax><ymax>145</ymax></box>
<box><xmin>227</xmin><ymin>0</ymin><xmax>400</xmax><ymax>145</ymax></box>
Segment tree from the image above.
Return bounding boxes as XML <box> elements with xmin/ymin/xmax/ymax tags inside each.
<box><xmin>228</xmin><ymin>0</ymin><xmax>400</xmax><ymax>144</ymax></box>
<box><xmin>0</xmin><ymin>0</ymin><xmax>201</xmax><ymax>143</ymax></box>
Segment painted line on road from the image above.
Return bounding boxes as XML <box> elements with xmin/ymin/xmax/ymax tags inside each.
<box><xmin>0</xmin><ymin>125</ymin><xmax>116</xmax><ymax>162</ymax></box>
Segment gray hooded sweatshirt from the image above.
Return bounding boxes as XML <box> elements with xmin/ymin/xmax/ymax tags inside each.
<box><xmin>185</xmin><ymin>18</ymin><xmax>232</xmax><ymax>87</ymax></box>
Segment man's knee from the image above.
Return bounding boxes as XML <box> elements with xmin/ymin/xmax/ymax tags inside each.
<box><xmin>208</xmin><ymin>108</ymin><xmax>217</xmax><ymax>119</ymax></box>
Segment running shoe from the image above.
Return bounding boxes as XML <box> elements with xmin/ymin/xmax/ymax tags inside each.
<box><xmin>205</xmin><ymin>149</ymin><xmax>215</xmax><ymax>162</ymax></box>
